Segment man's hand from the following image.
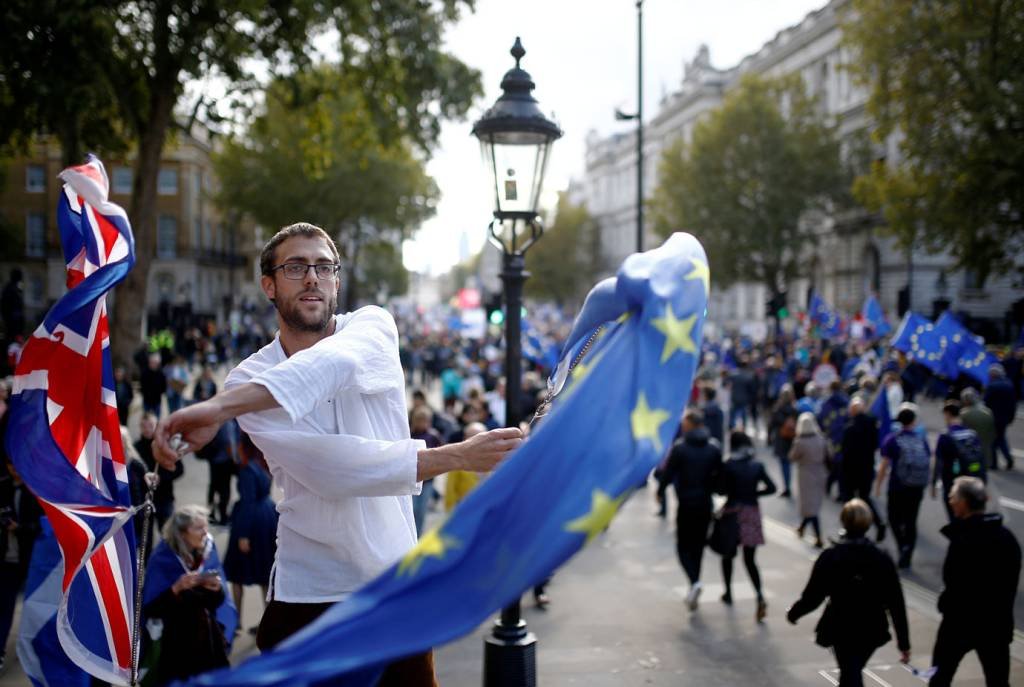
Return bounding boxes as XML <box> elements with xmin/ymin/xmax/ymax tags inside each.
<box><xmin>453</xmin><ymin>427</ymin><xmax>524</xmax><ymax>472</ymax></box>
<box><xmin>153</xmin><ymin>400</ymin><xmax>225</xmax><ymax>470</ymax></box>
<box><xmin>899</xmin><ymin>649</ymin><xmax>911</xmax><ymax>664</ymax></box>
<box><xmin>417</xmin><ymin>426</ymin><xmax>523</xmax><ymax>481</ymax></box>
<box><xmin>238</xmin><ymin>537</ymin><xmax>251</xmax><ymax>554</ymax></box>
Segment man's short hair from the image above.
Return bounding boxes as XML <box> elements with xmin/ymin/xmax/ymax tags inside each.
<box><xmin>260</xmin><ymin>222</ymin><xmax>340</xmax><ymax>276</ymax></box>
<box><xmin>702</xmin><ymin>386</ymin><xmax>716</xmax><ymax>402</ymax></box>
<box><xmin>729</xmin><ymin>430</ymin><xmax>752</xmax><ymax>451</ymax></box>
<box><xmin>840</xmin><ymin>499</ymin><xmax>874</xmax><ymax>537</ymax></box>
<box><xmin>943</xmin><ymin>400</ymin><xmax>961</xmax><ymax>417</ymax></box>
<box><xmin>951</xmin><ymin>476</ymin><xmax>988</xmax><ymax>512</ymax></box>
<box><xmin>410</xmin><ymin>406</ymin><xmax>432</xmax><ymax>423</ymax></box>
<box><xmin>960</xmin><ymin>387</ymin><xmax>980</xmax><ymax>405</ymax></box>
<box><xmin>683</xmin><ymin>407</ymin><xmax>704</xmax><ymax>426</ymax></box>
<box><xmin>989</xmin><ymin>363</ymin><xmax>1006</xmax><ymax>379</ymax></box>
<box><xmin>896</xmin><ymin>407</ymin><xmax>916</xmax><ymax>426</ymax></box>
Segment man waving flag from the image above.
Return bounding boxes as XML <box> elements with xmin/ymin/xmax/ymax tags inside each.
<box><xmin>188</xmin><ymin>232</ymin><xmax>709</xmax><ymax>687</ymax></box>
<box><xmin>7</xmin><ymin>155</ymin><xmax>138</xmax><ymax>685</ymax></box>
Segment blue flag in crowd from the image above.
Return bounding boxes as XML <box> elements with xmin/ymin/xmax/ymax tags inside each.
<box><xmin>891</xmin><ymin>312</ymin><xmax>948</xmax><ymax>375</ymax></box>
<box><xmin>957</xmin><ymin>335</ymin><xmax>998</xmax><ymax>385</ymax></box>
<box><xmin>931</xmin><ymin>312</ymin><xmax>971</xmax><ymax>379</ymax></box>
<box><xmin>809</xmin><ymin>292</ymin><xmax>843</xmax><ymax>338</ymax></box>
<box><xmin>862</xmin><ymin>295</ymin><xmax>892</xmax><ymax>337</ymax></box>
<box><xmin>17</xmin><ymin>519</ymin><xmax>91</xmax><ymax>687</ymax></box>
<box><xmin>869</xmin><ymin>387</ymin><xmax>893</xmax><ymax>437</ymax></box>
<box><xmin>186</xmin><ymin>232</ymin><xmax>710</xmax><ymax>687</ymax></box>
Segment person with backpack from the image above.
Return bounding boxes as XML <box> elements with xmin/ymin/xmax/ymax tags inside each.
<box><xmin>932</xmin><ymin>401</ymin><xmax>987</xmax><ymax>521</ymax></box>
<box><xmin>875</xmin><ymin>404</ymin><xmax>932</xmax><ymax>569</ymax></box>
<box><xmin>768</xmin><ymin>385</ymin><xmax>799</xmax><ymax>498</ymax></box>
<box><xmin>786</xmin><ymin>499</ymin><xmax>910</xmax><ymax>687</ymax></box>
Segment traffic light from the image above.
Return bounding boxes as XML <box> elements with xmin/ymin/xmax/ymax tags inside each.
<box><xmin>766</xmin><ymin>291</ymin><xmax>789</xmax><ymax>320</ymax></box>
<box><xmin>485</xmin><ymin>293</ymin><xmax>504</xmax><ymax>326</ymax></box>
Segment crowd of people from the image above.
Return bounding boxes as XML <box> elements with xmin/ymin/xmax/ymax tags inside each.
<box><xmin>655</xmin><ymin>335</ymin><xmax>1021</xmax><ymax>686</ymax></box>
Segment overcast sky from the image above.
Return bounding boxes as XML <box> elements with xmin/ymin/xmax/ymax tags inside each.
<box><xmin>400</xmin><ymin>0</ymin><xmax>827</xmax><ymax>275</ymax></box>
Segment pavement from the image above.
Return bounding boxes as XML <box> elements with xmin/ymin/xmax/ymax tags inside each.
<box><xmin>2</xmin><ymin>375</ymin><xmax>1023</xmax><ymax>685</ymax></box>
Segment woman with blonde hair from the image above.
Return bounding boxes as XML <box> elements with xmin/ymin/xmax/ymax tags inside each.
<box><xmin>789</xmin><ymin>412</ymin><xmax>829</xmax><ymax>547</ymax></box>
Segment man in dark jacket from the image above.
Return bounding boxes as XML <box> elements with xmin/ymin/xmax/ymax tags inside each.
<box><xmin>787</xmin><ymin>499</ymin><xmax>910</xmax><ymax>686</ymax></box>
<box><xmin>983</xmin><ymin>364</ymin><xmax>1017</xmax><ymax>470</ymax></box>
<box><xmin>658</xmin><ymin>407</ymin><xmax>722</xmax><ymax>611</ymax></box>
<box><xmin>840</xmin><ymin>398</ymin><xmax>884</xmax><ymax>541</ymax></box>
<box><xmin>930</xmin><ymin>477</ymin><xmax>1021</xmax><ymax>686</ymax></box>
<box><xmin>818</xmin><ymin>380</ymin><xmax>850</xmax><ymax>498</ymax></box>
<box><xmin>727</xmin><ymin>357</ymin><xmax>758</xmax><ymax>431</ymax></box>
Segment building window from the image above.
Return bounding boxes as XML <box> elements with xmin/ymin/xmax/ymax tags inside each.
<box><xmin>26</xmin><ymin>165</ymin><xmax>45</xmax><ymax>193</ymax></box>
<box><xmin>157</xmin><ymin>215</ymin><xmax>177</xmax><ymax>258</ymax></box>
<box><xmin>863</xmin><ymin>245</ymin><xmax>881</xmax><ymax>295</ymax></box>
<box><xmin>26</xmin><ymin>214</ymin><xmax>46</xmax><ymax>257</ymax></box>
<box><xmin>158</xmin><ymin>168</ymin><xmax>178</xmax><ymax>195</ymax></box>
<box><xmin>963</xmin><ymin>268</ymin><xmax>985</xmax><ymax>290</ymax></box>
<box><xmin>113</xmin><ymin>167</ymin><xmax>133</xmax><ymax>195</ymax></box>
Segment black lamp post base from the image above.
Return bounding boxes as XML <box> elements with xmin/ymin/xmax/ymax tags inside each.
<box><xmin>483</xmin><ymin>620</ymin><xmax>537</xmax><ymax>687</ymax></box>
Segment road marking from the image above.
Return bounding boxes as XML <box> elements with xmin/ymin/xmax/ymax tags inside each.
<box><xmin>1000</xmin><ymin>496</ymin><xmax>1024</xmax><ymax>513</ymax></box>
<box><xmin>863</xmin><ymin>668</ymin><xmax>893</xmax><ymax>687</ymax></box>
<box><xmin>818</xmin><ymin>669</ymin><xmax>839</xmax><ymax>685</ymax></box>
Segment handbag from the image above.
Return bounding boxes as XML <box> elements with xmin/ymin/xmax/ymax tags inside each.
<box><xmin>708</xmin><ymin>509</ymin><xmax>739</xmax><ymax>557</ymax></box>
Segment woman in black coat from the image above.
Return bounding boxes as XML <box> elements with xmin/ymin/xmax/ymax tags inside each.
<box><xmin>786</xmin><ymin>499</ymin><xmax>911</xmax><ymax>687</ymax></box>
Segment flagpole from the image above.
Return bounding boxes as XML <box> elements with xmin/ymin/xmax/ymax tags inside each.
<box><xmin>130</xmin><ymin>479</ymin><xmax>157</xmax><ymax>687</ymax></box>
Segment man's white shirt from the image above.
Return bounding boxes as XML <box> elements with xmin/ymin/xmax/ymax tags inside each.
<box><xmin>225</xmin><ymin>306</ymin><xmax>423</xmax><ymax>603</ymax></box>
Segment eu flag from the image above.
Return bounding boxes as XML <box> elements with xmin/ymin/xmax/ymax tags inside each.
<box><xmin>932</xmin><ymin>312</ymin><xmax>972</xmax><ymax>379</ymax></box>
<box><xmin>862</xmin><ymin>295</ymin><xmax>892</xmax><ymax>337</ymax></box>
<box><xmin>956</xmin><ymin>333</ymin><xmax>998</xmax><ymax>385</ymax></box>
<box><xmin>809</xmin><ymin>292</ymin><xmax>843</xmax><ymax>338</ymax></box>
<box><xmin>891</xmin><ymin>312</ymin><xmax>944</xmax><ymax>374</ymax></box>
<box><xmin>187</xmin><ymin>232</ymin><xmax>709</xmax><ymax>687</ymax></box>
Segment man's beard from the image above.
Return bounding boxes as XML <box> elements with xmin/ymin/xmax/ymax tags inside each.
<box><xmin>276</xmin><ymin>288</ymin><xmax>338</xmax><ymax>333</ymax></box>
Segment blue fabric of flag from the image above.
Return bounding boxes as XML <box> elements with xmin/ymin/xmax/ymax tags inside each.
<box><xmin>809</xmin><ymin>292</ymin><xmax>843</xmax><ymax>338</ymax></box>
<box><xmin>862</xmin><ymin>296</ymin><xmax>892</xmax><ymax>337</ymax></box>
<box><xmin>869</xmin><ymin>388</ymin><xmax>893</xmax><ymax>437</ymax></box>
<box><xmin>17</xmin><ymin>519</ymin><xmax>91</xmax><ymax>687</ymax></box>
<box><xmin>890</xmin><ymin>312</ymin><xmax>948</xmax><ymax>377</ymax></box>
<box><xmin>184</xmin><ymin>232</ymin><xmax>709</xmax><ymax>687</ymax></box>
<box><xmin>932</xmin><ymin>312</ymin><xmax>973</xmax><ymax>379</ymax></box>
<box><xmin>956</xmin><ymin>334</ymin><xmax>998</xmax><ymax>385</ymax></box>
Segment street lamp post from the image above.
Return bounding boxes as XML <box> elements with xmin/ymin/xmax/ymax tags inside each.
<box><xmin>615</xmin><ymin>0</ymin><xmax>644</xmax><ymax>253</ymax></box>
<box><xmin>472</xmin><ymin>37</ymin><xmax>562</xmax><ymax>687</ymax></box>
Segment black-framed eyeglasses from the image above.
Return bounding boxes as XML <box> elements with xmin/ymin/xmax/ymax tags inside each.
<box><xmin>271</xmin><ymin>263</ymin><xmax>341</xmax><ymax>280</ymax></box>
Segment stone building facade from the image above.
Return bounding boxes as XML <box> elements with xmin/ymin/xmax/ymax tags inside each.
<box><xmin>575</xmin><ymin>0</ymin><xmax>1022</xmax><ymax>341</ymax></box>
<box><xmin>0</xmin><ymin>126</ymin><xmax>264</xmax><ymax>335</ymax></box>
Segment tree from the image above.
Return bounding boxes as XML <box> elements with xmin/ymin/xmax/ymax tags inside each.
<box><xmin>844</xmin><ymin>0</ymin><xmax>1024</xmax><ymax>285</ymax></box>
<box><xmin>214</xmin><ymin>69</ymin><xmax>437</xmax><ymax>309</ymax></box>
<box><xmin>0</xmin><ymin>1</ymin><xmax>130</xmax><ymax>166</ymax></box>
<box><xmin>649</xmin><ymin>74</ymin><xmax>846</xmax><ymax>296</ymax></box>
<box><xmin>1</xmin><ymin>0</ymin><xmax>480</xmax><ymax>365</ymax></box>
<box><xmin>524</xmin><ymin>194</ymin><xmax>602</xmax><ymax>306</ymax></box>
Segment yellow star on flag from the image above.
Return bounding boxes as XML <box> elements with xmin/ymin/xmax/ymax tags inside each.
<box><xmin>565</xmin><ymin>489</ymin><xmax>627</xmax><ymax>545</ymax></box>
<box><xmin>631</xmin><ymin>392</ymin><xmax>671</xmax><ymax>452</ymax></box>
<box><xmin>397</xmin><ymin>526</ymin><xmax>459</xmax><ymax>577</ymax></box>
<box><xmin>685</xmin><ymin>257</ymin><xmax>710</xmax><ymax>295</ymax></box>
<box><xmin>651</xmin><ymin>303</ymin><xmax>697</xmax><ymax>363</ymax></box>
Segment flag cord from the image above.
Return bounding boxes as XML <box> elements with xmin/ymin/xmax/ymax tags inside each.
<box><xmin>130</xmin><ymin>479</ymin><xmax>157</xmax><ymax>687</ymax></box>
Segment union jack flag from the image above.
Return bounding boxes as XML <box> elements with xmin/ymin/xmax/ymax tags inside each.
<box><xmin>7</xmin><ymin>155</ymin><xmax>138</xmax><ymax>685</ymax></box>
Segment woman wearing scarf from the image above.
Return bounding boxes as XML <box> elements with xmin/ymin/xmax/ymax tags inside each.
<box><xmin>142</xmin><ymin>504</ymin><xmax>238</xmax><ymax>684</ymax></box>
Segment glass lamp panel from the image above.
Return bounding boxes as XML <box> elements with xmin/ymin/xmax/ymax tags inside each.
<box><xmin>487</xmin><ymin>130</ymin><xmax>551</xmax><ymax>215</ymax></box>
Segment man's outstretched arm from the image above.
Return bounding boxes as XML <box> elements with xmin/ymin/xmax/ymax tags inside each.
<box><xmin>153</xmin><ymin>382</ymin><xmax>523</xmax><ymax>479</ymax></box>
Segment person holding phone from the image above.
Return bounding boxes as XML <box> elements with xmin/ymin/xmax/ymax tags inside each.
<box><xmin>141</xmin><ymin>505</ymin><xmax>238</xmax><ymax>683</ymax></box>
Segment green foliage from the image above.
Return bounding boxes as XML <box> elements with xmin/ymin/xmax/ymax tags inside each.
<box><xmin>0</xmin><ymin>1</ymin><xmax>129</xmax><ymax>164</ymax></box>
<box><xmin>649</xmin><ymin>74</ymin><xmax>846</xmax><ymax>291</ymax></box>
<box><xmin>525</xmin><ymin>194</ymin><xmax>602</xmax><ymax>306</ymax></box>
<box><xmin>845</xmin><ymin>0</ymin><xmax>1024</xmax><ymax>283</ymax></box>
<box><xmin>214</xmin><ymin>68</ymin><xmax>436</xmax><ymax>304</ymax></box>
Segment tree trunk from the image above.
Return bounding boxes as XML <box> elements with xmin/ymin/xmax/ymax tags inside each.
<box><xmin>109</xmin><ymin>90</ymin><xmax>176</xmax><ymax>369</ymax></box>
